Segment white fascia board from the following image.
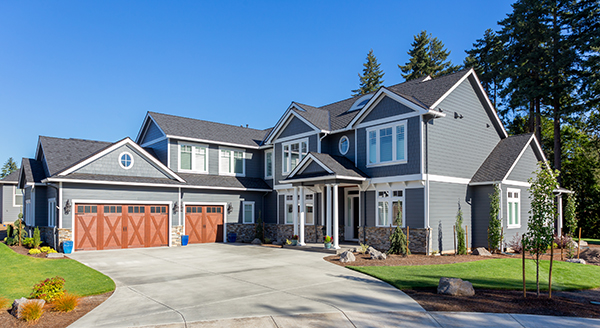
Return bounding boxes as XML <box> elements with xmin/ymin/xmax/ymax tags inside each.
<box><xmin>135</xmin><ymin>113</ymin><xmax>168</xmax><ymax>144</ymax></box>
<box><xmin>348</xmin><ymin>88</ymin><xmax>428</xmax><ymax>128</ymax></box>
<box><xmin>502</xmin><ymin>180</ymin><xmax>531</xmax><ymax>187</ymax></box>
<box><xmin>274</xmin><ymin>183</ymin><xmax>293</xmax><ymax>190</ymax></box>
<box><xmin>470</xmin><ymin>72</ymin><xmax>509</xmax><ymax>139</ymax></box>
<box><xmin>265</xmin><ymin>104</ymin><xmax>323</xmax><ymax>144</ymax></box>
<box><xmin>468</xmin><ymin>181</ymin><xmax>501</xmax><ymax>186</ymax></box>
<box><xmin>368</xmin><ymin>174</ymin><xmax>424</xmax><ymax>185</ymax></box>
<box><xmin>289</xmin><ymin>154</ymin><xmax>333</xmax><ymax>177</ymax></box>
<box><xmin>45</xmin><ymin>177</ymin><xmax>271</xmax><ymax>192</ymax></box>
<box><xmin>502</xmin><ymin>134</ymin><xmax>537</xmax><ymax>181</ymax></box>
<box><xmin>140</xmin><ymin>136</ymin><xmax>167</xmax><ymax>148</ymax></box>
<box><xmin>0</xmin><ymin>181</ymin><xmax>18</xmax><ymax>185</ymax></box>
<box><xmin>57</xmin><ymin>138</ymin><xmax>186</xmax><ymax>183</ymax></box>
<box><xmin>167</xmin><ymin>135</ymin><xmax>259</xmax><ymax>149</ymax></box>
<box><xmin>278</xmin><ymin>175</ymin><xmax>365</xmax><ymax>184</ymax></box>
<box><xmin>426</xmin><ymin>174</ymin><xmax>471</xmax><ymax>185</ymax></box>
<box><xmin>429</xmin><ymin>69</ymin><xmax>473</xmax><ymax>110</ymax></box>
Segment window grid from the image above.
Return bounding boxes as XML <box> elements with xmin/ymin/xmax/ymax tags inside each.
<box><xmin>179</xmin><ymin>144</ymin><xmax>208</xmax><ymax>173</ymax></box>
<box><xmin>367</xmin><ymin>122</ymin><xmax>407</xmax><ymax>166</ymax></box>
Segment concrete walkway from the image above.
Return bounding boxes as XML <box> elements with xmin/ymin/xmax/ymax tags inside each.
<box><xmin>68</xmin><ymin>243</ymin><xmax>423</xmax><ymax>327</ymax></box>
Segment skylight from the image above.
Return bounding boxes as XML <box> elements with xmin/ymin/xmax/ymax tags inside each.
<box><xmin>348</xmin><ymin>94</ymin><xmax>374</xmax><ymax>112</ymax></box>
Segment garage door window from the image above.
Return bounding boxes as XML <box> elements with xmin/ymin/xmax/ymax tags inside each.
<box><xmin>128</xmin><ymin>206</ymin><xmax>145</xmax><ymax>213</ymax></box>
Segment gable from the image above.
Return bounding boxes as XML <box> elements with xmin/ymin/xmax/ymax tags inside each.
<box><xmin>507</xmin><ymin>143</ymin><xmax>539</xmax><ymax>182</ymax></box>
<box><xmin>278</xmin><ymin>116</ymin><xmax>314</xmax><ymax>139</ymax></box>
<box><xmin>139</xmin><ymin>119</ymin><xmax>165</xmax><ymax>145</ymax></box>
<box><xmin>362</xmin><ymin>96</ymin><xmax>416</xmax><ymax>123</ymax></box>
<box><xmin>73</xmin><ymin>144</ymin><xmax>173</xmax><ymax>179</ymax></box>
<box><xmin>301</xmin><ymin>161</ymin><xmax>330</xmax><ymax>175</ymax></box>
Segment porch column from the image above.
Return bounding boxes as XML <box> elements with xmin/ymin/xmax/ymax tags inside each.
<box><xmin>321</xmin><ymin>188</ymin><xmax>325</xmax><ymax>237</ymax></box>
<box><xmin>326</xmin><ymin>184</ymin><xmax>332</xmax><ymax>237</ymax></box>
<box><xmin>557</xmin><ymin>194</ymin><xmax>563</xmax><ymax>236</ymax></box>
<box><xmin>299</xmin><ymin>186</ymin><xmax>306</xmax><ymax>246</ymax></box>
<box><xmin>293</xmin><ymin>187</ymin><xmax>298</xmax><ymax>236</ymax></box>
<box><xmin>332</xmin><ymin>184</ymin><xmax>340</xmax><ymax>249</ymax></box>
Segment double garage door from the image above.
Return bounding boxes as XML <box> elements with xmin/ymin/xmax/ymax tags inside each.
<box><xmin>185</xmin><ymin>205</ymin><xmax>224</xmax><ymax>243</ymax></box>
<box><xmin>74</xmin><ymin>204</ymin><xmax>169</xmax><ymax>251</ymax></box>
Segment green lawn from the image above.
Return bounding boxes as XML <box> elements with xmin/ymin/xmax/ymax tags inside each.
<box><xmin>0</xmin><ymin>243</ymin><xmax>115</xmax><ymax>300</ymax></box>
<box><xmin>583</xmin><ymin>238</ymin><xmax>600</xmax><ymax>245</ymax></box>
<box><xmin>350</xmin><ymin>258</ymin><xmax>600</xmax><ymax>291</ymax></box>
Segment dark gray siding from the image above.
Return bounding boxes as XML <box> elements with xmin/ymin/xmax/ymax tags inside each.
<box><xmin>427</xmin><ymin>78</ymin><xmax>501</xmax><ymax>179</ymax></box>
<box><xmin>429</xmin><ymin>182</ymin><xmax>472</xmax><ymax>253</ymax></box>
<box><xmin>405</xmin><ymin>188</ymin><xmax>424</xmax><ymax>228</ymax></box>
<box><xmin>146</xmin><ymin>139</ymin><xmax>168</xmax><ymax>165</ymax></box>
<box><xmin>1</xmin><ymin>185</ymin><xmax>22</xmax><ymax>224</ymax></box>
<box><xmin>507</xmin><ymin>144</ymin><xmax>538</xmax><ymax>182</ymax></box>
<box><xmin>501</xmin><ymin>184</ymin><xmax>530</xmax><ymax>245</ymax></box>
<box><xmin>322</xmin><ymin>130</ymin><xmax>356</xmax><ymax>163</ymax></box>
<box><xmin>364</xmin><ymin>191</ymin><xmax>376</xmax><ymax>227</ymax></box>
<box><xmin>278</xmin><ymin>116</ymin><xmax>314</xmax><ymax>139</ymax></box>
<box><xmin>278</xmin><ymin>194</ymin><xmax>285</xmax><ymax>224</ymax></box>
<box><xmin>362</xmin><ymin>96</ymin><xmax>415</xmax><ymax>122</ymax></box>
<box><xmin>182</xmin><ymin>190</ymin><xmax>264</xmax><ymax>225</ymax></box>
<box><xmin>169</xmin><ymin>139</ymin><xmax>178</xmax><ymax>170</ymax></box>
<box><xmin>471</xmin><ymin>184</ymin><xmax>495</xmax><ymax>248</ymax></box>
<box><xmin>356</xmin><ymin>116</ymin><xmax>421</xmax><ymax>178</ymax></box>
<box><xmin>244</xmin><ymin>148</ymin><xmax>263</xmax><ymax>179</ymax></box>
<box><xmin>75</xmin><ymin>144</ymin><xmax>171</xmax><ymax>179</ymax></box>
<box><xmin>273</xmin><ymin>134</ymin><xmax>318</xmax><ymax>187</ymax></box>
<box><xmin>34</xmin><ymin>187</ymin><xmax>47</xmax><ymax>227</ymax></box>
<box><xmin>0</xmin><ymin>187</ymin><xmax>3</xmax><ymax>222</ymax></box>
<box><xmin>302</xmin><ymin>161</ymin><xmax>328</xmax><ymax>175</ymax></box>
<box><xmin>141</xmin><ymin>120</ymin><xmax>165</xmax><ymax>145</ymax></box>
<box><xmin>263</xmin><ymin>191</ymin><xmax>277</xmax><ymax>224</ymax></box>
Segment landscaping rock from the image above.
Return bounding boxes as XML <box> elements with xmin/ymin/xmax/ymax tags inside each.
<box><xmin>339</xmin><ymin>251</ymin><xmax>356</xmax><ymax>263</ymax></box>
<box><xmin>473</xmin><ymin>247</ymin><xmax>492</xmax><ymax>256</ymax></box>
<box><xmin>437</xmin><ymin>277</ymin><xmax>475</xmax><ymax>296</ymax></box>
<box><xmin>251</xmin><ymin>238</ymin><xmax>262</xmax><ymax>245</ymax></box>
<box><xmin>272</xmin><ymin>239</ymin><xmax>282</xmax><ymax>245</ymax></box>
<box><xmin>566</xmin><ymin>258</ymin><xmax>587</xmax><ymax>264</ymax></box>
<box><xmin>580</xmin><ymin>240</ymin><xmax>589</xmax><ymax>247</ymax></box>
<box><xmin>11</xmin><ymin>298</ymin><xmax>45</xmax><ymax>319</ymax></box>
<box><xmin>46</xmin><ymin>252</ymin><xmax>65</xmax><ymax>259</ymax></box>
<box><xmin>571</xmin><ymin>240</ymin><xmax>589</xmax><ymax>248</ymax></box>
<box><xmin>368</xmin><ymin>248</ymin><xmax>387</xmax><ymax>260</ymax></box>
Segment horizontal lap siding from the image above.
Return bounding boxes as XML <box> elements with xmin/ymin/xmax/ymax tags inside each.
<box><xmin>507</xmin><ymin>145</ymin><xmax>538</xmax><ymax>182</ymax></box>
<box><xmin>303</xmin><ymin>161</ymin><xmax>328</xmax><ymax>175</ymax></box>
<box><xmin>75</xmin><ymin>144</ymin><xmax>169</xmax><ymax>179</ymax></box>
<box><xmin>427</xmin><ymin>78</ymin><xmax>501</xmax><ymax>179</ymax></box>
<box><xmin>363</xmin><ymin>191</ymin><xmax>375</xmax><ymax>227</ymax></box>
<box><xmin>405</xmin><ymin>188</ymin><xmax>424</xmax><ymax>228</ymax></box>
<box><xmin>2</xmin><ymin>185</ymin><xmax>22</xmax><ymax>224</ymax></box>
<box><xmin>34</xmin><ymin>187</ymin><xmax>48</xmax><ymax>227</ymax></box>
<box><xmin>263</xmin><ymin>191</ymin><xmax>277</xmax><ymax>224</ymax></box>
<box><xmin>170</xmin><ymin>140</ymin><xmax>178</xmax><ymax>170</ymax></box>
<box><xmin>278</xmin><ymin>117</ymin><xmax>313</xmax><ymax>139</ymax></box>
<box><xmin>429</xmin><ymin>182</ymin><xmax>472</xmax><ymax>253</ymax></box>
<box><xmin>273</xmin><ymin>134</ymin><xmax>318</xmax><ymax>189</ymax></box>
<box><xmin>278</xmin><ymin>195</ymin><xmax>285</xmax><ymax>224</ymax></box>
<box><xmin>502</xmin><ymin>184</ymin><xmax>530</xmax><ymax>245</ymax></box>
<box><xmin>362</xmin><ymin>96</ymin><xmax>415</xmax><ymax>122</ymax></box>
<box><xmin>471</xmin><ymin>185</ymin><xmax>494</xmax><ymax>248</ymax></box>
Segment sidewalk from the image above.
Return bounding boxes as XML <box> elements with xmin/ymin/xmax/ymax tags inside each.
<box><xmin>142</xmin><ymin>311</ymin><xmax>600</xmax><ymax>328</ymax></box>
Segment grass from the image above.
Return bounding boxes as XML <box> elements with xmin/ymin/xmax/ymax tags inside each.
<box><xmin>582</xmin><ymin>238</ymin><xmax>600</xmax><ymax>245</ymax></box>
<box><xmin>350</xmin><ymin>258</ymin><xmax>600</xmax><ymax>291</ymax></box>
<box><xmin>0</xmin><ymin>243</ymin><xmax>115</xmax><ymax>300</ymax></box>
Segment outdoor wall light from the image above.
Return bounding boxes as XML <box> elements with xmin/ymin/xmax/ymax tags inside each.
<box><xmin>64</xmin><ymin>199</ymin><xmax>71</xmax><ymax>215</ymax></box>
<box><xmin>227</xmin><ymin>202</ymin><xmax>233</xmax><ymax>214</ymax></box>
<box><xmin>173</xmin><ymin>202</ymin><xmax>178</xmax><ymax>214</ymax></box>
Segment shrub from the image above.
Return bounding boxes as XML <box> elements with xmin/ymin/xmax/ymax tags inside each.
<box><xmin>264</xmin><ymin>237</ymin><xmax>271</xmax><ymax>244</ymax></box>
<box><xmin>359</xmin><ymin>243</ymin><xmax>369</xmax><ymax>254</ymax></box>
<box><xmin>40</xmin><ymin>246</ymin><xmax>57</xmax><ymax>253</ymax></box>
<box><xmin>23</xmin><ymin>237</ymin><xmax>34</xmax><ymax>248</ymax></box>
<box><xmin>29</xmin><ymin>248</ymin><xmax>41</xmax><ymax>255</ymax></box>
<box><xmin>30</xmin><ymin>276</ymin><xmax>66</xmax><ymax>302</ymax></box>
<box><xmin>33</xmin><ymin>227</ymin><xmax>41</xmax><ymax>248</ymax></box>
<box><xmin>52</xmin><ymin>293</ymin><xmax>79</xmax><ymax>312</ymax></box>
<box><xmin>507</xmin><ymin>233</ymin><xmax>523</xmax><ymax>253</ymax></box>
<box><xmin>20</xmin><ymin>301</ymin><xmax>44</xmax><ymax>322</ymax></box>
<box><xmin>292</xmin><ymin>235</ymin><xmax>299</xmax><ymax>240</ymax></box>
<box><xmin>285</xmin><ymin>239</ymin><xmax>291</xmax><ymax>245</ymax></box>
<box><xmin>324</xmin><ymin>235</ymin><xmax>332</xmax><ymax>243</ymax></box>
<box><xmin>455</xmin><ymin>204</ymin><xmax>467</xmax><ymax>255</ymax></box>
<box><xmin>255</xmin><ymin>213</ymin><xmax>264</xmax><ymax>242</ymax></box>
<box><xmin>388</xmin><ymin>221</ymin><xmax>410</xmax><ymax>256</ymax></box>
<box><xmin>5</xmin><ymin>237</ymin><xmax>15</xmax><ymax>246</ymax></box>
<box><xmin>0</xmin><ymin>297</ymin><xmax>10</xmax><ymax>310</ymax></box>
<box><xmin>488</xmin><ymin>184</ymin><xmax>502</xmax><ymax>252</ymax></box>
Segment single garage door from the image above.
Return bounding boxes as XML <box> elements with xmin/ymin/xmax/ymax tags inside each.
<box><xmin>185</xmin><ymin>205</ymin><xmax>224</xmax><ymax>243</ymax></box>
<box><xmin>74</xmin><ymin>204</ymin><xmax>169</xmax><ymax>251</ymax></box>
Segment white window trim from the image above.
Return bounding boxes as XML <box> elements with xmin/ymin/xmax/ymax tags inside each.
<box><xmin>366</xmin><ymin>121</ymin><xmax>408</xmax><ymax>167</ymax></box>
<box><xmin>375</xmin><ymin>187</ymin><xmax>405</xmax><ymax>227</ymax></box>
<box><xmin>265</xmin><ymin>149</ymin><xmax>273</xmax><ymax>179</ymax></box>
<box><xmin>25</xmin><ymin>199</ymin><xmax>32</xmax><ymax>226</ymax></box>
<box><xmin>339</xmin><ymin>135</ymin><xmax>349</xmax><ymax>155</ymax></box>
<box><xmin>13</xmin><ymin>186</ymin><xmax>23</xmax><ymax>207</ymax></box>
<box><xmin>48</xmin><ymin>198</ymin><xmax>56</xmax><ymax>227</ymax></box>
<box><xmin>178</xmin><ymin>143</ymin><xmax>209</xmax><ymax>174</ymax></box>
<box><xmin>242</xmin><ymin>201</ymin><xmax>255</xmax><ymax>224</ymax></box>
<box><xmin>283</xmin><ymin>192</ymin><xmax>314</xmax><ymax>225</ymax></box>
<box><xmin>507</xmin><ymin>188</ymin><xmax>521</xmax><ymax>229</ymax></box>
<box><xmin>282</xmin><ymin>137</ymin><xmax>309</xmax><ymax>175</ymax></box>
<box><xmin>118</xmin><ymin>151</ymin><xmax>135</xmax><ymax>170</ymax></box>
<box><xmin>219</xmin><ymin>147</ymin><xmax>246</xmax><ymax>177</ymax></box>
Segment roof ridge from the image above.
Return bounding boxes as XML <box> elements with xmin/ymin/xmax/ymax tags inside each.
<box><xmin>148</xmin><ymin>111</ymin><xmax>267</xmax><ymax>132</ymax></box>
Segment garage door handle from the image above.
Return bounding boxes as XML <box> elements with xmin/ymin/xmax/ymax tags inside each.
<box><xmin>123</xmin><ymin>227</ymin><xmax>127</xmax><ymax>232</ymax></box>
<box><xmin>203</xmin><ymin>225</ymin><xmax>206</xmax><ymax>228</ymax></box>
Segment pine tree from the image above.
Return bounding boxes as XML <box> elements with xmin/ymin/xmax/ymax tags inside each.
<box><xmin>388</xmin><ymin>211</ymin><xmax>410</xmax><ymax>256</ymax></box>
<box><xmin>399</xmin><ymin>30</ymin><xmax>460</xmax><ymax>81</ymax></box>
<box><xmin>464</xmin><ymin>29</ymin><xmax>504</xmax><ymax>109</ymax></box>
<box><xmin>455</xmin><ymin>202</ymin><xmax>467</xmax><ymax>255</ymax></box>
<box><xmin>1</xmin><ymin>157</ymin><xmax>17</xmax><ymax>178</ymax></box>
<box><xmin>352</xmin><ymin>49</ymin><xmax>385</xmax><ymax>96</ymax></box>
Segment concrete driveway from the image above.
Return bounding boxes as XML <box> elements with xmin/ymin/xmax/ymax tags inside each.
<box><xmin>68</xmin><ymin>243</ymin><xmax>425</xmax><ymax>327</ymax></box>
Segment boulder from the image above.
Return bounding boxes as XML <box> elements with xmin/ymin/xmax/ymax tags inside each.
<box><xmin>339</xmin><ymin>251</ymin><xmax>356</xmax><ymax>263</ymax></box>
<box><xmin>437</xmin><ymin>277</ymin><xmax>475</xmax><ymax>296</ymax></box>
<box><xmin>473</xmin><ymin>247</ymin><xmax>492</xmax><ymax>256</ymax></box>
<box><xmin>571</xmin><ymin>240</ymin><xmax>589</xmax><ymax>248</ymax></box>
<box><xmin>272</xmin><ymin>240</ymin><xmax>282</xmax><ymax>245</ymax></box>
<box><xmin>11</xmin><ymin>298</ymin><xmax>46</xmax><ymax>319</ymax></box>
<box><xmin>566</xmin><ymin>258</ymin><xmax>587</xmax><ymax>264</ymax></box>
<box><xmin>251</xmin><ymin>238</ymin><xmax>262</xmax><ymax>245</ymax></box>
<box><xmin>368</xmin><ymin>248</ymin><xmax>387</xmax><ymax>260</ymax></box>
<box><xmin>46</xmin><ymin>253</ymin><xmax>65</xmax><ymax>259</ymax></box>
<box><xmin>580</xmin><ymin>240</ymin><xmax>589</xmax><ymax>247</ymax></box>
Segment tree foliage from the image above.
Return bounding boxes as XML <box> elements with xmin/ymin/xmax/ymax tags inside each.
<box><xmin>488</xmin><ymin>184</ymin><xmax>502</xmax><ymax>252</ymax></box>
<box><xmin>1</xmin><ymin>157</ymin><xmax>17</xmax><ymax>178</ymax></box>
<box><xmin>524</xmin><ymin>162</ymin><xmax>559</xmax><ymax>297</ymax></box>
<box><xmin>455</xmin><ymin>203</ymin><xmax>467</xmax><ymax>255</ymax></box>
<box><xmin>399</xmin><ymin>30</ymin><xmax>460</xmax><ymax>81</ymax></box>
<box><xmin>352</xmin><ymin>49</ymin><xmax>385</xmax><ymax>96</ymax></box>
<box><xmin>388</xmin><ymin>213</ymin><xmax>410</xmax><ymax>256</ymax></box>
<box><xmin>564</xmin><ymin>193</ymin><xmax>578</xmax><ymax>236</ymax></box>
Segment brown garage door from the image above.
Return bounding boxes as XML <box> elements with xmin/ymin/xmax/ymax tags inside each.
<box><xmin>74</xmin><ymin>204</ymin><xmax>169</xmax><ymax>251</ymax></box>
<box><xmin>185</xmin><ymin>205</ymin><xmax>224</xmax><ymax>243</ymax></box>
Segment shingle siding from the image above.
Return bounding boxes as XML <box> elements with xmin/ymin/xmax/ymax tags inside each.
<box><xmin>429</xmin><ymin>182</ymin><xmax>472</xmax><ymax>253</ymax></box>
<box><xmin>141</xmin><ymin>120</ymin><xmax>165</xmax><ymax>145</ymax></box>
<box><xmin>507</xmin><ymin>145</ymin><xmax>538</xmax><ymax>182</ymax></box>
<box><xmin>322</xmin><ymin>130</ymin><xmax>356</xmax><ymax>163</ymax></box>
<box><xmin>427</xmin><ymin>78</ymin><xmax>501</xmax><ymax>179</ymax></box>
<box><xmin>502</xmin><ymin>184</ymin><xmax>530</xmax><ymax>245</ymax></box>
<box><xmin>278</xmin><ymin>116</ymin><xmax>314</xmax><ymax>139</ymax></box>
<box><xmin>1</xmin><ymin>185</ymin><xmax>22</xmax><ymax>224</ymax></box>
<box><xmin>362</xmin><ymin>96</ymin><xmax>416</xmax><ymax>123</ymax></box>
<box><xmin>273</xmin><ymin>134</ymin><xmax>318</xmax><ymax>188</ymax></box>
<box><xmin>303</xmin><ymin>161</ymin><xmax>328</xmax><ymax>175</ymax></box>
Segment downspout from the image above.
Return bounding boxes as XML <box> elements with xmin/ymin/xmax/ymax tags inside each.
<box><xmin>499</xmin><ymin>183</ymin><xmax>504</xmax><ymax>252</ymax></box>
<box><xmin>318</xmin><ymin>132</ymin><xmax>328</xmax><ymax>153</ymax></box>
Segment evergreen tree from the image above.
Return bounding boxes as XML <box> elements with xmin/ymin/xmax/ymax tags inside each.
<box><xmin>464</xmin><ymin>29</ymin><xmax>505</xmax><ymax>109</ymax></box>
<box><xmin>388</xmin><ymin>211</ymin><xmax>410</xmax><ymax>256</ymax></box>
<box><xmin>399</xmin><ymin>30</ymin><xmax>460</xmax><ymax>81</ymax></box>
<box><xmin>352</xmin><ymin>49</ymin><xmax>385</xmax><ymax>96</ymax></box>
<box><xmin>1</xmin><ymin>157</ymin><xmax>17</xmax><ymax>178</ymax></box>
<box><xmin>455</xmin><ymin>202</ymin><xmax>467</xmax><ymax>255</ymax></box>
<box><xmin>488</xmin><ymin>184</ymin><xmax>502</xmax><ymax>252</ymax></box>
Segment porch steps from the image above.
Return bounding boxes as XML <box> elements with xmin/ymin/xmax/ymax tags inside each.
<box><xmin>282</xmin><ymin>242</ymin><xmax>358</xmax><ymax>255</ymax></box>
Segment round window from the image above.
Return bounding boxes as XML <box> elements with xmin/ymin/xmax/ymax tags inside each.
<box><xmin>339</xmin><ymin>136</ymin><xmax>349</xmax><ymax>155</ymax></box>
<box><xmin>119</xmin><ymin>152</ymin><xmax>134</xmax><ymax>169</ymax></box>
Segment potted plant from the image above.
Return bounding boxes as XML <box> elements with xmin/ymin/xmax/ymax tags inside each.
<box><xmin>324</xmin><ymin>235</ymin><xmax>333</xmax><ymax>249</ymax></box>
<box><xmin>291</xmin><ymin>235</ymin><xmax>299</xmax><ymax>246</ymax></box>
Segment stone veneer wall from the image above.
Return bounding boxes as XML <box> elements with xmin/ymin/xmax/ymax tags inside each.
<box><xmin>264</xmin><ymin>224</ymin><xmax>344</xmax><ymax>244</ymax></box>
<box><xmin>359</xmin><ymin>227</ymin><xmax>430</xmax><ymax>254</ymax></box>
<box><xmin>36</xmin><ymin>227</ymin><xmax>72</xmax><ymax>252</ymax></box>
<box><xmin>171</xmin><ymin>225</ymin><xmax>184</xmax><ymax>246</ymax></box>
<box><xmin>227</xmin><ymin>223</ymin><xmax>257</xmax><ymax>242</ymax></box>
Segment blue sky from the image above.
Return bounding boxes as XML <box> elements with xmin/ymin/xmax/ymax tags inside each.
<box><xmin>0</xmin><ymin>0</ymin><xmax>515</xmax><ymax>167</ymax></box>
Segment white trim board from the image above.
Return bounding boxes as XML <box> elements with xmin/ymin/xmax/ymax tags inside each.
<box><xmin>264</xmin><ymin>103</ymin><xmax>326</xmax><ymax>144</ymax></box>
<box><xmin>167</xmin><ymin>135</ymin><xmax>259</xmax><ymax>150</ymax></box>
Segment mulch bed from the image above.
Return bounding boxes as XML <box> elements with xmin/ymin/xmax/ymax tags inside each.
<box><xmin>0</xmin><ymin>292</ymin><xmax>113</xmax><ymax>328</ymax></box>
<box><xmin>6</xmin><ymin>245</ymin><xmax>63</xmax><ymax>259</ymax></box>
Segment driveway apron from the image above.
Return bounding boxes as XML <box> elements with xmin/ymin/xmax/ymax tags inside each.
<box><xmin>68</xmin><ymin>243</ymin><xmax>423</xmax><ymax>327</ymax></box>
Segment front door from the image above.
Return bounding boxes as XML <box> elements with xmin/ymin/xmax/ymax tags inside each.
<box><xmin>345</xmin><ymin>190</ymin><xmax>360</xmax><ymax>240</ymax></box>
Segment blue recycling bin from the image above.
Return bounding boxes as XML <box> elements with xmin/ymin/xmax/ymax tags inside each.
<box><xmin>227</xmin><ymin>232</ymin><xmax>237</xmax><ymax>243</ymax></box>
<box><xmin>181</xmin><ymin>235</ymin><xmax>189</xmax><ymax>246</ymax></box>
<box><xmin>63</xmin><ymin>241</ymin><xmax>73</xmax><ymax>254</ymax></box>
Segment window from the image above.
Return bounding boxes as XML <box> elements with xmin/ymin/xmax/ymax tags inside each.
<box><xmin>179</xmin><ymin>144</ymin><xmax>208</xmax><ymax>173</ymax></box>
<box><xmin>48</xmin><ymin>199</ymin><xmax>56</xmax><ymax>227</ymax></box>
<box><xmin>282</xmin><ymin>138</ymin><xmax>308</xmax><ymax>174</ymax></box>
<box><xmin>119</xmin><ymin>152</ymin><xmax>134</xmax><ymax>169</ymax></box>
<box><xmin>265</xmin><ymin>150</ymin><xmax>273</xmax><ymax>178</ymax></box>
<box><xmin>339</xmin><ymin>136</ymin><xmax>349</xmax><ymax>155</ymax></box>
<box><xmin>243</xmin><ymin>201</ymin><xmax>255</xmax><ymax>224</ymax></box>
<box><xmin>284</xmin><ymin>191</ymin><xmax>314</xmax><ymax>225</ymax></box>
<box><xmin>25</xmin><ymin>200</ymin><xmax>32</xmax><ymax>226</ymax></box>
<box><xmin>367</xmin><ymin>122</ymin><xmax>407</xmax><ymax>166</ymax></box>
<box><xmin>219</xmin><ymin>149</ymin><xmax>244</xmax><ymax>176</ymax></box>
<box><xmin>376</xmin><ymin>188</ymin><xmax>404</xmax><ymax>227</ymax></box>
<box><xmin>507</xmin><ymin>188</ymin><xmax>520</xmax><ymax>228</ymax></box>
<box><xmin>13</xmin><ymin>187</ymin><xmax>23</xmax><ymax>206</ymax></box>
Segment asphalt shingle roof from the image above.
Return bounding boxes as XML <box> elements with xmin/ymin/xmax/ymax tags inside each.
<box><xmin>0</xmin><ymin>171</ymin><xmax>20</xmax><ymax>184</ymax></box>
<box><xmin>149</xmin><ymin>112</ymin><xmax>270</xmax><ymax>148</ymax></box>
<box><xmin>21</xmin><ymin>158</ymin><xmax>46</xmax><ymax>183</ymax></box>
<box><xmin>471</xmin><ymin>133</ymin><xmax>534</xmax><ymax>183</ymax></box>
<box><xmin>177</xmin><ymin>173</ymin><xmax>271</xmax><ymax>190</ymax></box>
<box><xmin>285</xmin><ymin>152</ymin><xmax>368</xmax><ymax>182</ymax></box>
<box><xmin>39</xmin><ymin>136</ymin><xmax>112</xmax><ymax>176</ymax></box>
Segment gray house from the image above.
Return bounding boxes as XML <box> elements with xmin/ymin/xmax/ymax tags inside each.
<box><xmin>0</xmin><ymin>171</ymin><xmax>23</xmax><ymax>225</ymax></box>
<box><xmin>19</xmin><ymin>69</ymin><xmax>557</xmax><ymax>253</ymax></box>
